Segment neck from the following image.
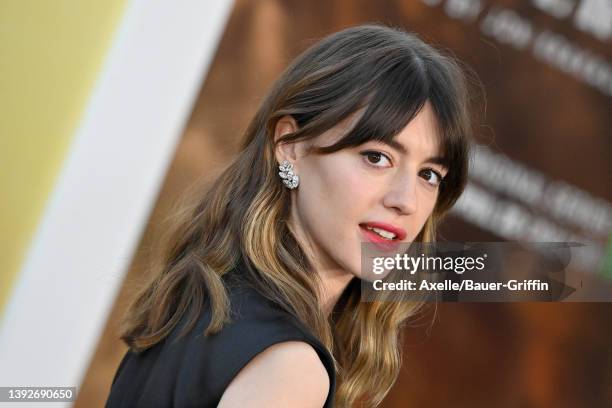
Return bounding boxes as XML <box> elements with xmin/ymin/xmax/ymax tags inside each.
<box><xmin>317</xmin><ymin>268</ymin><xmax>354</xmax><ymax>317</ymax></box>
<box><xmin>286</xmin><ymin>212</ymin><xmax>354</xmax><ymax>316</ymax></box>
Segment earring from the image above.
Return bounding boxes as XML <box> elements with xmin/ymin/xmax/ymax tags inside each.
<box><xmin>278</xmin><ymin>160</ymin><xmax>299</xmax><ymax>189</ymax></box>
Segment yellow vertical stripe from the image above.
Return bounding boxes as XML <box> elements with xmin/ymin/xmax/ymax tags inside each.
<box><xmin>0</xmin><ymin>0</ymin><xmax>127</xmax><ymax>314</ymax></box>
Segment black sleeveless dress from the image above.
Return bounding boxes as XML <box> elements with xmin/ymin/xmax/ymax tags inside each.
<box><xmin>105</xmin><ymin>262</ymin><xmax>336</xmax><ymax>408</ymax></box>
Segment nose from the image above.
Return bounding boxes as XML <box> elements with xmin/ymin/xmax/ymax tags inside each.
<box><xmin>382</xmin><ymin>171</ymin><xmax>418</xmax><ymax>215</ymax></box>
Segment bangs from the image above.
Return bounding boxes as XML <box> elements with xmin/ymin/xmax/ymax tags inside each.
<box><xmin>310</xmin><ymin>57</ymin><xmax>464</xmax><ymax>172</ymax></box>
<box><xmin>313</xmin><ymin>58</ymin><xmax>431</xmax><ymax>155</ymax></box>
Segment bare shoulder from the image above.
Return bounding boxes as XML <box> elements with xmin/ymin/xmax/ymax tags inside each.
<box><xmin>217</xmin><ymin>341</ymin><xmax>330</xmax><ymax>408</ymax></box>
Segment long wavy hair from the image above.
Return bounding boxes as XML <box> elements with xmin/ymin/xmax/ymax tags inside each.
<box><xmin>120</xmin><ymin>24</ymin><xmax>479</xmax><ymax>407</ymax></box>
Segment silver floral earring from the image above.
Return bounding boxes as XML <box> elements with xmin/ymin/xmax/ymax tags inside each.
<box><xmin>278</xmin><ymin>160</ymin><xmax>299</xmax><ymax>189</ymax></box>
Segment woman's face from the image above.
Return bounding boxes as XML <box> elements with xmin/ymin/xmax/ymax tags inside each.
<box><xmin>275</xmin><ymin>102</ymin><xmax>448</xmax><ymax>280</ymax></box>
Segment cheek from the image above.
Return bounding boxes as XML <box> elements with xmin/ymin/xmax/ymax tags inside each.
<box><xmin>296</xmin><ymin>155</ymin><xmax>372</xmax><ymax>260</ymax></box>
<box><xmin>412</xmin><ymin>189</ymin><xmax>438</xmax><ymax>238</ymax></box>
<box><xmin>299</xmin><ymin>158</ymin><xmax>363</xmax><ymax>225</ymax></box>
<box><xmin>421</xmin><ymin>189</ymin><xmax>438</xmax><ymax>213</ymax></box>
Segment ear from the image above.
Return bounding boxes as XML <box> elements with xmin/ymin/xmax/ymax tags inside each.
<box><xmin>273</xmin><ymin>115</ymin><xmax>300</xmax><ymax>164</ymax></box>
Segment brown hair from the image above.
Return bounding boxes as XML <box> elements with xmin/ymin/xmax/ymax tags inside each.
<box><xmin>120</xmin><ymin>24</ymin><xmax>480</xmax><ymax>407</ymax></box>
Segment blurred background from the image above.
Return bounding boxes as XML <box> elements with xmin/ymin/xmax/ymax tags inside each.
<box><xmin>1</xmin><ymin>0</ymin><xmax>611</xmax><ymax>407</ymax></box>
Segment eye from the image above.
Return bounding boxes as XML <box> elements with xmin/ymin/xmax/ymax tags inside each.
<box><xmin>360</xmin><ymin>150</ymin><xmax>392</xmax><ymax>168</ymax></box>
<box><xmin>419</xmin><ymin>168</ymin><xmax>444</xmax><ymax>187</ymax></box>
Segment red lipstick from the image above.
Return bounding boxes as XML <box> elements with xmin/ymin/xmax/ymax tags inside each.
<box><xmin>359</xmin><ymin>221</ymin><xmax>407</xmax><ymax>251</ymax></box>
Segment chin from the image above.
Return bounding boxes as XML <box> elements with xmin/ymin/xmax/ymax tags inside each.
<box><xmin>336</xmin><ymin>255</ymin><xmax>363</xmax><ymax>281</ymax></box>
<box><xmin>344</xmin><ymin>258</ymin><xmax>371</xmax><ymax>282</ymax></box>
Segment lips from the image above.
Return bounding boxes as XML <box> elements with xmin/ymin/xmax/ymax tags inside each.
<box><xmin>359</xmin><ymin>221</ymin><xmax>407</xmax><ymax>251</ymax></box>
<box><xmin>360</xmin><ymin>222</ymin><xmax>407</xmax><ymax>240</ymax></box>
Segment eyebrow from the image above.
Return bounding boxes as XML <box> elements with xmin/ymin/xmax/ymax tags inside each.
<box><xmin>379</xmin><ymin>139</ymin><xmax>450</xmax><ymax>168</ymax></box>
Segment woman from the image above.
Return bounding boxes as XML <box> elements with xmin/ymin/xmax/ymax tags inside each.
<box><xmin>106</xmin><ymin>24</ymin><xmax>477</xmax><ymax>407</ymax></box>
